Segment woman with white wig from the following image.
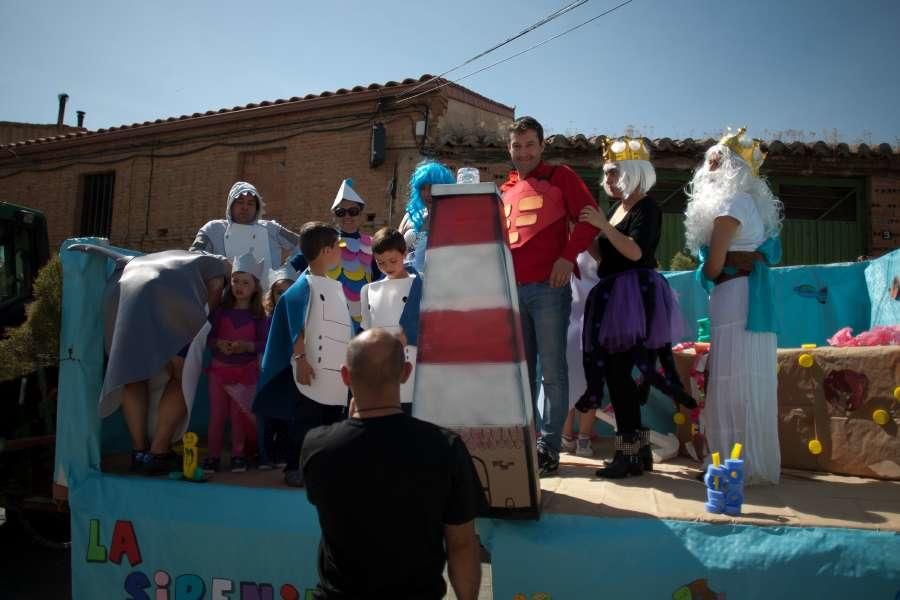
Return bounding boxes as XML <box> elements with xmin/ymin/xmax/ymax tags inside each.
<box><xmin>684</xmin><ymin>128</ymin><xmax>783</xmax><ymax>485</ymax></box>
<box><xmin>576</xmin><ymin>137</ymin><xmax>695</xmax><ymax>479</ymax></box>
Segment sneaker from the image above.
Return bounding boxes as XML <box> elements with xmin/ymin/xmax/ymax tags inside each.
<box><xmin>284</xmin><ymin>469</ymin><xmax>305</xmax><ymax>487</ymax></box>
<box><xmin>575</xmin><ymin>437</ymin><xmax>594</xmax><ymax>458</ymax></box>
<box><xmin>230</xmin><ymin>456</ymin><xmax>248</xmax><ymax>473</ymax></box>
<box><xmin>130</xmin><ymin>450</ymin><xmax>150</xmax><ymax>472</ymax></box>
<box><xmin>560</xmin><ymin>435</ymin><xmax>576</xmax><ymax>453</ymax></box>
<box><xmin>537</xmin><ymin>447</ymin><xmax>560</xmax><ymax>477</ymax></box>
<box><xmin>142</xmin><ymin>452</ymin><xmax>176</xmax><ymax>477</ymax></box>
<box><xmin>201</xmin><ymin>456</ymin><xmax>220</xmax><ymax>473</ymax></box>
<box><xmin>257</xmin><ymin>461</ymin><xmax>275</xmax><ymax>471</ymax></box>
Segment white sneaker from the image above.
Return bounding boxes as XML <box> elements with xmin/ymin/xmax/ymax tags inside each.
<box><xmin>561</xmin><ymin>436</ymin><xmax>577</xmax><ymax>453</ymax></box>
<box><xmin>575</xmin><ymin>437</ymin><xmax>594</xmax><ymax>457</ymax></box>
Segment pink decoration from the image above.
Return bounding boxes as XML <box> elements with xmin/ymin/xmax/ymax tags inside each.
<box><xmin>827</xmin><ymin>325</ymin><xmax>900</xmax><ymax>347</ymax></box>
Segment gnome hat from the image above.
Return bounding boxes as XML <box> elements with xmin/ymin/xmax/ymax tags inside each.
<box><xmin>331</xmin><ymin>178</ymin><xmax>366</xmax><ymax>211</ymax></box>
<box><xmin>232</xmin><ymin>251</ymin><xmax>265</xmax><ymax>280</ymax></box>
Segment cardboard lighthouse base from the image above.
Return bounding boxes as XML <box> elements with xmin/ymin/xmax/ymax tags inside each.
<box><xmin>453</xmin><ymin>424</ymin><xmax>541</xmax><ymax>519</ymax></box>
<box><xmin>416</xmin><ymin>181</ymin><xmax>543</xmax><ymax>520</ymax></box>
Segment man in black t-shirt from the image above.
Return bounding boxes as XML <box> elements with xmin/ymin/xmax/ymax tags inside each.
<box><xmin>301</xmin><ymin>329</ymin><xmax>485</xmax><ymax>600</ymax></box>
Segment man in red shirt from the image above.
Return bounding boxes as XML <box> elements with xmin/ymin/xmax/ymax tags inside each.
<box><xmin>501</xmin><ymin>116</ymin><xmax>599</xmax><ymax>475</ymax></box>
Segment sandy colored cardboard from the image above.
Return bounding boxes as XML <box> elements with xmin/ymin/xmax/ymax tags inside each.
<box><xmin>674</xmin><ymin>347</ymin><xmax>900</xmax><ymax>480</ymax></box>
<box><xmin>454</xmin><ymin>425</ymin><xmax>541</xmax><ymax>519</ymax></box>
<box><xmin>778</xmin><ymin>346</ymin><xmax>900</xmax><ymax>479</ymax></box>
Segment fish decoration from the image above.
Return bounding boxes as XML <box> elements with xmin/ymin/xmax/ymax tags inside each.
<box><xmin>793</xmin><ymin>284</ymin><xmax>828</xmax><ymax>304</ymax></box>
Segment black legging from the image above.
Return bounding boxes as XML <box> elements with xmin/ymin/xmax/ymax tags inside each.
<box><xmin>606</xmin><ymin>351</ymin><xmax>643</xmax><ymax>435</ymax></box>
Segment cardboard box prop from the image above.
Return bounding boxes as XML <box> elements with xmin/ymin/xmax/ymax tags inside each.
<box><xmin>413</xmin><ymin>182</ymin><xmax>541</xmax><ymax>519</ymax></box>
<box><xmin>674</xmin><ymin>347</ymin><xmax>900</xmax><ymax>480</ymax></box>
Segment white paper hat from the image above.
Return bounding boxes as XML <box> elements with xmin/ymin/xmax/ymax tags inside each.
<box><xmin>331</xmin><ymin>178</ymin><xmax>366</xmax><ymax>210</ymax></box>
<box><xmin>269</xmin><ymin>264</ymin><xmax>298</xmax><ymax>286</ymax></box>
<box><xmin>232</xmin><ymin>251</ymin><xmax>265</xmax><ymax>280</ymax></box>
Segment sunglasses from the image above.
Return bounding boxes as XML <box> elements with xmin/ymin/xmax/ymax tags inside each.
<box><xmin>334</xmin><ymin>206</ymin><xmax>362</xmax><ymax>218</ymax></box>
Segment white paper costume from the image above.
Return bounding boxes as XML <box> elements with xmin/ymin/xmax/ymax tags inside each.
<box><xmin>360</xmin><ymin>273</ymin><xmax>420</xmax><ymax>405</ymax></box>
<box><xmin>290</xmin><ymin>274</ymin><xmax>353</xmax><ymax>406</ymax></box>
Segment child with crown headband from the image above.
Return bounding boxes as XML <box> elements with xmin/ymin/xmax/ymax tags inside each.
<box><xmin>202</xmin><ymin>252</ymin><xmax>269</xmax><ymax>473</ymax></box>
<box><xmin>576</xmin><ymin>136</ymin><xmax>696</xmax><ymax>479</ymax></box>
<box><xmin>256</xmin><ymin>264</ymin><xmax>298</xmax><ymax>469</ymax></box>
<box><xmin>684</xmin><ymin>128</ymin><xmax>783</xmax><ymax>485</ymax></box>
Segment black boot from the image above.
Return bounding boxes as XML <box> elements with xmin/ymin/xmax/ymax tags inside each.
<box><xmin>596</xmin><ymin>434</ymin><xmax>643</xmax><ymax>479</ymax></box>
<box><xmin>638</xmin><ymin>428</ymin><xmax>653</xmax><ymax>472</ymax></box>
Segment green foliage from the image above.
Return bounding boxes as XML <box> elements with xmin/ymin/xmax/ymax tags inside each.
<box><xmin>669</xmin><ymin>250</ymin><xmax>698</xmax><ymax>271</ymax></box>
<box><xmin>0</xmin><ymin>256</ymin><xmax>62</xmax><ymax>381</ymax></box>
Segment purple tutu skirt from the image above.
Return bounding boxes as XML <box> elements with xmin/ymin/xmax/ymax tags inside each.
<box><xmin>584</xmin><ymin>268</ymin><xmax>684</xmax><ymax>354</ymax></box>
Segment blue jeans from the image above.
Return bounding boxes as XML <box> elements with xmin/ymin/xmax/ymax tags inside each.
<box><xmin>517</xmin><ymin>282</ymin><xmax>572</xmax><ymax>454</ymax></box>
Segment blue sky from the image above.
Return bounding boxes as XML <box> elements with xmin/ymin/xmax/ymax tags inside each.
<box><xmin>2</xmin><ymin>0</ymin><xmax>898</xmax><ymax>144</ymax></box>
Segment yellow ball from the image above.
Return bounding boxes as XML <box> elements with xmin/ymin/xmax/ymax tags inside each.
<box><xmin>873</xmin><ymin>409</ymin><xmax>891</xmax><ymax>426</ymax></box>
<box><xmin>808</xmin><ymin>439</ymin><xmax>823</xmax><ymax>455</ymax></box>
<box><xmin>673</xmin><ymin>412</ymin><xmax>687</xmax><ymax>425</ymax></box>
<box><xmin>893</xmin><ymin>386</ymin><xmax>900</xmax><ymax>401</ymax></box>
<box><xmin>801</xmin><ymin>343</ymin><xmax>817</xmax><ymax>349</ymax></box>
<box><xmin>798</xmin><ymin>353</ymin><xmax>814</xmax><ymax>368</ymax></box>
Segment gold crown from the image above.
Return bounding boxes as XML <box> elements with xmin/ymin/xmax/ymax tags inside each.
<box><xmin>718</xmin><ymin>127</ymin><xmax>766</xmax><ymax>175</ymax></box>
<box><xmin>601</xmin><ymin>136</ymin><xmax>651</xmax><ymax>162</ymax></box>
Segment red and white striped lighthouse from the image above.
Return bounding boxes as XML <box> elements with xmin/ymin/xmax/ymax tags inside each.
<box><xmin>413</xmin><ymin>182</ymin><xmax>541</xmax><ymax>519</ymax></box>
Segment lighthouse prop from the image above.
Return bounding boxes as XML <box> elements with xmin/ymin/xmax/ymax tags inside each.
<box><xmin>413</xmin><ymin>182</ymin><xmax>541</xmax><ymax>519</ymax></box>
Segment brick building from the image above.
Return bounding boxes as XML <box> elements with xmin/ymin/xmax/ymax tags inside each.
<box><xmin>434</xmin><ymin>133</ymin><xmax>900</xmax><ymax>266</ymax></box>
<box><xmin>1</xmin><ymin>76</ymin><xmax>897</xmax><ymax>264</ymax></box>
<box><xmin>0</xmin><ymin>75</ymin><xmax>513</xmax><ymax>252</ymax></box>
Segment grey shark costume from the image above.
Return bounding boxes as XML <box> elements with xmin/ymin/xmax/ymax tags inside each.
<box><xmin>70</xmin><ymin>244</ymin><xmax>228</xmax><ymax>439</ymax></box>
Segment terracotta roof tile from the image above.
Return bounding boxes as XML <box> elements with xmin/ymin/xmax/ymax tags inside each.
<box><xmin>438</xmin><ymin>133</ymin><xmax>896</xmax><ymax>158</ymax></box>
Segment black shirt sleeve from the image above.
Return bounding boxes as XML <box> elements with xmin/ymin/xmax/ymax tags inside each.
<box><xmin>621</xmin><ymin>198</ymin><xmax>661</xmax><ymax>260</ymax></box>
<box><xmin>442</xmin><ymin>437</ymin><xmax>487</xmax><ymax>525</ymax></box>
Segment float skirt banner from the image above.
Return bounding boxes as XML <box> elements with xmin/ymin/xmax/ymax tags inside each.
<box><xmin>69</xmin><ymin>474</ymin><xmax>320</xmax><ymax>600</ymax></box>
<box><xmin>665</xmin><ymin>260</ymin><xmax>872</xmax><ymax>348</ymax></box>
<box><xmin>479</xmin><ymin>514</ymin><xmax>900</xmax><ymax>599</ymax></box>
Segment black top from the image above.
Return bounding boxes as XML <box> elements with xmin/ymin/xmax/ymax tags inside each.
<box><xmin>596</xmin><ymin>196</ymin><xmax>661</xmax><ymax>276</ymax></box>
<box><xmin>301</xmin><ymin>414</ymin><xmax>485</xmax><ymax>600</ymax></box>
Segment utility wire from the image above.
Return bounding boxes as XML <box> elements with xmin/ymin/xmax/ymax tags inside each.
<box><xmin>396</xmin><ymin>0</ymin><xmax>635</xmax><ymax>105</ymax></box>
<box><xmin>401</xmin><ymin>0</ymin><xmax>593</xmax><ymax>97</ymax></box>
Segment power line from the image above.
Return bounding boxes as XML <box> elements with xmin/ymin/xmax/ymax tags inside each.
<box><xmin>401</xmin><ymin>0</ymin><xmax>593</xmax><ymax>97</ymax></box>
<box><xmin>396</xmin><ymin>0</ymin><xmax>636</xmax><ymax>105</ymax></box>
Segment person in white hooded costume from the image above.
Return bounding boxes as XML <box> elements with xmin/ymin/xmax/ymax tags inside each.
<box><xmin>190</xmin><ymin>181</ymin><xmax>301</xmax><ymax>285</ymax></box>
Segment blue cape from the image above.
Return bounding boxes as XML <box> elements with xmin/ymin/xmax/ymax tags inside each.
<box><xmin>399</xmin><ymin>268</ymin><xmax>423</xmax><ymax>345</ymax></box>
<box><xmin>697</xmin><ymin>236</ymin><xmax>781</xmax><ymax>334</ymax></box>
<box><xmin>254</xmin><ymin>272</ymin><xmax>310</xmax><ymax>420</ymax></box>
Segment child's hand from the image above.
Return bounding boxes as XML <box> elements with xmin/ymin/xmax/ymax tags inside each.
<box><xmin>295</xmin><ymin>356</ymin><xmax>315</xmax><ymax>386</ymax></box>
<box><xmin>579</xmin><ymin>206</ymin><xmax>607</xmax><ymax>230</ymax></box>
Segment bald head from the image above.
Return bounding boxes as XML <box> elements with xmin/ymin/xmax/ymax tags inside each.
<box><xmin>344</xmin><ymin>329</ymin><xmax>408</xmax><ymax>405</ymax></box>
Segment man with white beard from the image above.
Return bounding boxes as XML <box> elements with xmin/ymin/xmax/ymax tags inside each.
<box><xmin>684</xmin><ymin>128</ymin><xmax>784</xmax><ymax>485</ymax></box>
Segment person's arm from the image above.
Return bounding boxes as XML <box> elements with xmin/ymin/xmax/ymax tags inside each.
<box><xmin>444</xmin><ymin>520</ymin><xmax>480</xmax><ymax>600</ymax></box>
<box><xmin>580</xmin><ymin>206</ymin><xmax>643</xmax><ymax>261</ymax></box>
<box><xmin>550</xmin><ymin>168</ymin><xmax>600</xmax><ymax>287</ymax></box>
<box><xmin>292</xmin><ymin>331</ymin><xmax>315</xmax><ymax>384</ymax></box>
<box><xmin>359</xmin><ymin>284</ymin><xmax>371</xmax><ymax>331</ymax></box>
<box><xmin>703</xmin><ymin>216</ymin><xmax>740</xmax><ymax>281</ymax></box>
<box><xmin>189</xmin><ymin>230</ymin><xmax>213</xmax><ymax>253</ymax></box>
<box><xmin>274</xmin><ymin>222</ymin><xmax>301</xmax><ymax>250</ymax></box>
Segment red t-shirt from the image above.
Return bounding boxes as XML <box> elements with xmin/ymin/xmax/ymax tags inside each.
<box><xmin>500</xmin><ymin>161</ymin><xmax>598</xmax><ymax>284</ymax></box>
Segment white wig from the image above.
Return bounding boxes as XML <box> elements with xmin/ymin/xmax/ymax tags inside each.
<box><xmin>684</xmin><ymin>144</ymin><xmax>783</xmax><ymax>253</ymax></box>
<box><xmin>603</xmin><ymin>160</ymin><xmax>657</xmax><ymax>199</ymax></box>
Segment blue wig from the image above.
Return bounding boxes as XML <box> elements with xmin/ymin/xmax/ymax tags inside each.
<box><xmin>406</xmin><ymin>160</ymin><xmax>455</xmax><ymax>232</ymax></box>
